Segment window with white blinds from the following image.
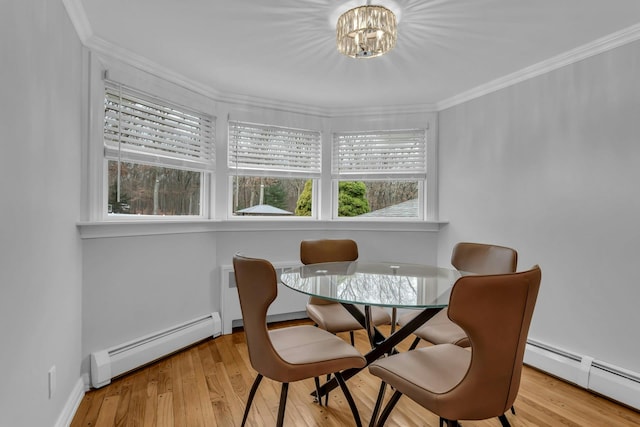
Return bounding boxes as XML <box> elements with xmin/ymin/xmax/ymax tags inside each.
<box><xmin>104</xmin><ymin>81</ymin><xmax>215</xmax><ymax>171</ymax></box>
<box><xmin>228</xmin><ymin>120</ymin><xmax>321</xmax><ymax>177</ymax></box>
<box><xmin>332</xmin><ymin>129</ymin><xmax>427</xmax><ymax>179</ymax></box>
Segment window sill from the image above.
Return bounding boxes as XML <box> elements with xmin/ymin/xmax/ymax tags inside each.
<box><xmin>77</xmin><ymin>219</ymin><xmax>449</xmax><ymax>239</ymax></box>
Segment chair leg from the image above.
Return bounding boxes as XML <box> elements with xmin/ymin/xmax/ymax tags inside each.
<box><xmin>325</xmin><ymin>374</ymin><xmax>331</xmax><ymax>405</ymax></box>
<box><xmin>276</xmin><ymin>383</ymin><xmax>289</xmax><ymax>427</ymax></box>
<box><xmin>498</xmin><ymin>414</ymin><xmax>511</xmax><ymax>426</ymax></box>
<box><xmin>334</xmin><ymin>371</ymin><xmax>362</xmax><ymax>427</ymax></box>
<box><xmin>241</xmin><ymin>374</ymin><xmax>263</xmax><ymax>427</ymax></box>
<box><xmin>313</xmin><ymin>377</ymin><xmax>323</xmax><ymax>406</ymax></box>
<box><xmin>444</xmin><ymin>420</ymin><xmax>461</xmax><ymax>427</ymax></box>
<box><xmin>511</xmin><ymin>405</ymin><xmax>516</xmax><ymax>415</ymax></box>
<box><xmin>349</xmin><ymin>330</ymin><xmax>355</xmax><ymax>346</ymax></box>
<box><xmin>369</xmin><ymin>382</ymin><xmax>386</xmax><ymax>427</ymax></box>
<box><xmin>374</xmin><ymin>389</ymin><xmax>402</xmax><ymax>427</ymax></box>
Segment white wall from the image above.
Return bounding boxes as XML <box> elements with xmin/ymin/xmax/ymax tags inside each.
<box><xmin>0</xmin><ymin>1</ymin><xmax>84</xmax><ymax>426</ymax></box>
<box><xmin>81</xmin><ymin>232</ymin><xmax>218</xmax><ymax>374</ymax></box>
<box><xmin>215</xmin><ymin>228</ymin><xmax>439</xmax><ymax>266</ymax></box>
<box><xmin>80</xmin><ymin>225</ymin><xmax>439</xmax><ymax>380</ymax></box>
<box><xmin>438</xmin><ymin>41</ymin><xmax>640</xmax><ymax>373</ymax></box>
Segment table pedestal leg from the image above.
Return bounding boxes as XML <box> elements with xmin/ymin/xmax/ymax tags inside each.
<box><xmin>311</xmin><ymin>306</ymin><xmax>442</xmax><ymax>400</ymax></box>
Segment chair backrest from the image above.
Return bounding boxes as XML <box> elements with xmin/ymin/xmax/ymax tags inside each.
<box><xmin>232</xmin><ymin>254</ymin><xmax>288</xmax><ymax>378</ymax></box>
<box><xmin>300</xmin><ymin>239</ymin><xmax>359</xmax><ymax>265</ymax></box>
<box><xmin>444</xmin><ymin>265</ymin><xmax>541</xmax><ymax>420</ymax></box>
<box><xmin>300</xmin><ymin>239</ymin><xmax>358</xmax><ymax>305</ymax></box>
<box><xmin>450</xmin><ymin>242</ymin><xmax>517</xmax><ymax>274</ymax></box>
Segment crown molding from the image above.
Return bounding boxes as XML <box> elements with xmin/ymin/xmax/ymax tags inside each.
<box><xmin>62</xmin><ymin>0</ymin><xmax>93</xmax><ymax>44</ymax></box>
<box><xmin>89</xmin><ymin>37</ymin><xmax>440</xmax><ymax>117</ymax></box>
<box><xmin>437</xmin><ymin>23</ymin><xmax>640</xmax><ymax>111</ymax></box>
<box><xmin>61</xmin><ymin>0</ymin><xmax>436</xmax><ymax>117</ymax></box>
<box><xmin>89</xmin><ymin>37</ymin><xmax>219</xmax><ymax>101</ymax></box>
<box><xmin>63</xmin><ymin>0</ymin><xmax>640</xmax><ymax>116</ymax></box>
<box><xmin>88</xmin><ymin>36</ymin><xmax>439</xmax><ymax>117</ymax></box>
<box><xmin>330</xmin><ymin>102</ymin><xmax>438</xmax><ymax>117</ymax></box>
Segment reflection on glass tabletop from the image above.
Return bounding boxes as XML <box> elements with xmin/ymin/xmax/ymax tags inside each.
<box><xmin>280</xmin><ymin>261</ymin><xmax>463</xmax><ymax>308</ymax></box>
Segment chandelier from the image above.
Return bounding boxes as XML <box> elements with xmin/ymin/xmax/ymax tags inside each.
<box><xmin>336</xmin><ymin>5</ymin><xmax>397</xmax><ymax>59</ymax></box>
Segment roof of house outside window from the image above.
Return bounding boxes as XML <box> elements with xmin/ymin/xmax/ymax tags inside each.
<box><xmin>236</xmin><ymin>204</ymin><xmax>293</xmax><ymax>216</ymax></box>
<box><xmin>359</xmin><ymin>199</ymin><xmax>418</xmax><ymax>218</ymax></box>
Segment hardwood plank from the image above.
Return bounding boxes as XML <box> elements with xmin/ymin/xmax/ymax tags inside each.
<box><xmin>73</xmin><ymin>385</ymin><xmax>107</xmax><ymax>427</ymax></box>
<box><xmin>182</xmin><ymin>377</ymin><xmax>205</xmax><ymax>427</ymax></box>
<box><xmin>124</xmin><ymin>368</ymin><xmax>149</xmax><ymax>427</ymax></box>
<box><xmin>176</xmin><ymin>351</ymin><xmax>207</xmax><ymax>427</ymax></box>
<box><xmin>208</xmin><ymin>336</ymin><xmax>224</xmax><ymax>364</ymax></box>
<box><xmin>156</xmin><ymin>392</ymin><xmax>174</xmax><ymax>427</ymax></box>
<box><xmin>69</xmin><ymin>387</ymin><xmax>95</xmax><ymax>427</ymax></box>
<box><xmin>197</xmin><ymin>341</ymin><xmax>237</xmax><ymax>426</ymax></box>
<box><xmin>156</xmin><ymin>357</ymin><xmax>173</xmax><ymax>395</ymax></box>
<box><xmin>211</xmin><ymin>338</ymin><xmax>253</xmax><ymax>425</ymax></box>
<box><xmin>169</xmin><ymin>351</ymin><xmax>187</xmax><ymax>427</ymax></box>
<box><xmin>113</xmin><ymin>375</ymin><xmax>133</xmax><ymax>427</ymax></box>
<box><xmin>142</xmin><ymin>370</ymin><xmax>158</xmax><ymax>427</ymax></box>
<box><xmin>94</xmin><ymin>395</ymin><xmax>120</xmax><ymax>427</ymax></box>
<box><xmin>190</xmin><ymin>343</ymin><xmax>217</xmax><ymax>425</ymax></box>
<box><xmin>232</xmin><ymin>337</ymin><xmax>278</xmax><ymax>426</ymax></box>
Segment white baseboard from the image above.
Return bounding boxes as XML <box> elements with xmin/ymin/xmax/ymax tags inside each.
<box><xmin>589</xmin><ymin>361</ymin><xmax>640</xmax><ymax>410</ymax></box>
<box><xmin>524</xmin><ymin>340</ymin><xmax>586</xmax><ymax>386</ymax></box>
<box><xmin>90</xmin><ymin>312</ymin><xmax>222</xmax><ymax>388</ymax></box>
<box><xmin>524</xmin><ymin>340</ymin><xmax>640</xmax><ymax>410</ymax></box>
<box><xmin>54</xmin><ymin>377</ymin><xmax>85</xmax><ymax>427</ymax></box>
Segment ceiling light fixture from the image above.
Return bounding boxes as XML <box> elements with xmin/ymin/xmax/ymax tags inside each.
<box><xmin>336</xmin><ymin>4</ymin><xmax>397</xmax><ymax>59</ymax></box>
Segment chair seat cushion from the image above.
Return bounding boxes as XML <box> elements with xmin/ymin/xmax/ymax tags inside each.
<box><xmin>369</xmin><ymin>344</ymin><xmax>470</xmax><ymax>408</ymax></box>
<box><xmin>398</xmin><ymin>308</ymin><xmax>469</xmax><ymax>347</ymax></box>
<box><xmin>307</xmin><ymin>303</ymin><xmax>390</xmax><ymax>333</ymax></box>
<box><xmin>268</xmin><ymin>325</ymin><xmax>366</xmax><ymax>381</ymax></box>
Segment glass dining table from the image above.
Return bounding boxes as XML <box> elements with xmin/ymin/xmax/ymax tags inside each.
<box><xmin>279</xmin><ymin>260</ymin><xmax>464</xmax><ymax>400</ymax></box>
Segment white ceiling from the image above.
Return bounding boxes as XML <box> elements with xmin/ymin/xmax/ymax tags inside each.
<box><xmin>74</xmin><ymin>0</ymin><xmax>640</xmax><ymax>111</ymax></box>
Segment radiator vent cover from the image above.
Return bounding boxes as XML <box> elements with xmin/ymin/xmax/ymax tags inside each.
<box><xmin>220</xmin><ymin>261</ymin><xmax>308</xmax><ymax>334</ymax></box>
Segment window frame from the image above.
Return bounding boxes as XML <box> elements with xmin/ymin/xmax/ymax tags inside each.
<box><xmin>94</xmin><ymin>78</ymin><xmax>215</xmax><ymax>221</ymax></box>
<box><xmin>331</xmin><ymin>128</ymin><xmax>428</xmax><ymax>220</ymax></box>
<box><xmin>227</xmin><ymin>120</ymin><xmax>322</xmax><ymax>219</ymax></box>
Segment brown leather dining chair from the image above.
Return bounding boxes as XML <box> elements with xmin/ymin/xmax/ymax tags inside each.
<box><xmin>398</xmin><ymin>242</ymin><xmax>518</xmax><ymax>349</ymax></box>
<box><xmin>301</xmin><ymin>239</ymin><xmax>391</xmax><ymax>346</ymax></box>
<box><xmin>233</xmin><ymin>254</ymin><xmax>366</xmax><ymax>427</ymax></box>
<box><xmin>369</xmin><ymin>265</ymin><xmax>542</xmax><ymax>427</ymax></box>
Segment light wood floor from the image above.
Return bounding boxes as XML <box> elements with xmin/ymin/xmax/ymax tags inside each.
<box><xmin>72</xmin><ymin>320</ymin><xmax>640</xmax><ymax>426</ymax></box>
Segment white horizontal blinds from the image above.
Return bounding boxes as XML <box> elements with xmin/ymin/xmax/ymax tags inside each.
<box><xmin>228</xmin><ymin>120</ymin><xmax>321</xmax><ymax>177</ymax></box>
<box><xmin>104</xmin><ymin>81</ymin><xmax>215</xmax><ymax>171</ymax></box>
<box><xmin>332</xmin><ymin>129</ymin><xmax>427</xmax><ymax>179</ymax></box>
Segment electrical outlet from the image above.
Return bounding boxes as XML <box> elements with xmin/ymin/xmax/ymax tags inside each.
<box><xmin>48</xmin><ymin>366</ymin><xmax>56</xmax><ymax>399</ymax></box>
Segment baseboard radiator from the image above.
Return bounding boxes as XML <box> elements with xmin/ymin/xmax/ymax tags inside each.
<box><xmin>220</xmin><ymin>261</ymin><xmax>309</xmax><ymax>335</ymax></box>
<box><xmin>525</xmin><ymin>339</ymin><xmax>640</xmax><ymax>410</ymax></box>
<box><xmin>90</xmin><ymin>312</ymin><xmax>222</xmax><ymax>388</ymax></box>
